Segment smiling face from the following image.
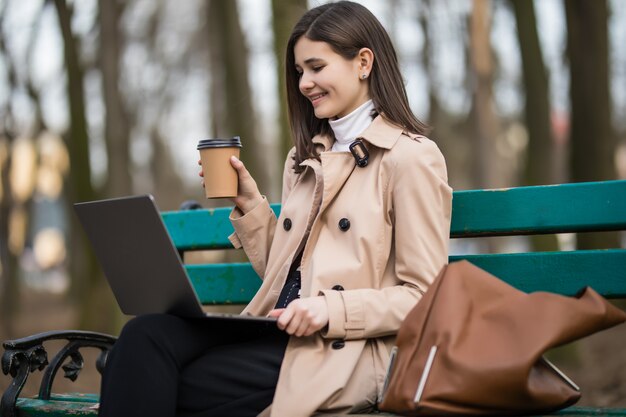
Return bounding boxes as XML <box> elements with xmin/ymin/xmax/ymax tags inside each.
<box><xmin>294</xmin><ymin>37</ymin><xmax>372</xmax><ymax>120</ymax></box>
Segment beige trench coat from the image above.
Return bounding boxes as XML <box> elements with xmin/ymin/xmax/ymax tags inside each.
<box><xmin>228</xmin><ymin>115</ymin><xmax>452</xmax><ymax>417</ymax></box>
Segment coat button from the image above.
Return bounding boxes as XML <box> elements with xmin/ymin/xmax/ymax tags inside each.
<box><xmin>283</xmin><ymin>218</ymin><xmax>292</xmax><ymax>231</ymax></box>
<box><xmin>332</xmin><ymin>340</ymin><xmax>345</xmax><ymax>350</ymax></box>
<box><xmin>338</xmin><ymin>218</ymin><xmax>350</xmax><ymax>231</ymax></box>
<box><xmin>332</xmin><ymin>285</ymin><xmax>344</xmax><ymax>291</ymax></box>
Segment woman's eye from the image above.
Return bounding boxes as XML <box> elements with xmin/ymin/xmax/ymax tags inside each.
<box><xmin>312</xmin><ymin>66</ymin><xmax>323</xmax><ymax>73</ymax></box>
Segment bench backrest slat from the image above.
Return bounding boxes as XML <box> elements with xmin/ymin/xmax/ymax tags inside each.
<box><xmin>450</xmin><ymin>180</ymin><xmax>626</xmax><ymax>237</ymax></box>
<box><xmin>162</xmin><ymin>206</ymin><xmax>281</xmax><ymax>251</ymax></box>
<box><xmin>163</xmin><ymin>180</ymin><xmax>626</xmax><ymax>249</ymax></box>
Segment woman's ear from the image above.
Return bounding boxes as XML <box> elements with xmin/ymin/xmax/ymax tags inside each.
<box><xmin>358</xmin><ymin>47</ymin><xmax>374</xmax><ymax>78</ymax></box>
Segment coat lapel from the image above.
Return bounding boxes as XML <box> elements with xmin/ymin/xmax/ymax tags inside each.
<box><xmin>319</xmin><ymin>152</ymin><xmax>357</xmax><ymax>214</ymax></box>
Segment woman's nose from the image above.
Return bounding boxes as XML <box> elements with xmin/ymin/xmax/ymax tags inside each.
<box><xmin>299</xmin><ymin>73</ymin><xmax>314</xmax><ymax>92</ymax></box>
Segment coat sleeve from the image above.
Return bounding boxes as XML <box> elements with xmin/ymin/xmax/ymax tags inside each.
<box><xmin>320</xmin><ymin>138</ymin><xmax>452</xmax><ymax>340</ymax></box>
<box><xmin>228</xmin><ymin>148</ymin><xmax>297</xmax><ymax>278</ymax></box>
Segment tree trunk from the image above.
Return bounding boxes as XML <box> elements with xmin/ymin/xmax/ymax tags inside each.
<box><xmin>418</xmin><ymin>1</ymin><xmax>469</xmax><ymax>193</ymax></box>
<box><xmin>206</xmin><ymin>0</ymin><xmax>269</xmax><ymax>199</ymax></box>
<box><xmin>0</xmin><ymin>4</ymin><xmax>19</xmax><ymax>337</ymax></box>
<box><xmin>97</xmin><ymin>0</ymin><xmax>130</xmax><ymax>331</ymax></box>
<box><xmin>99</xmin><ymin>0</ymin><xmax>132</xmax><ymax>197</ymax></box>
<box><xmin>0</xmin><ymin>2</ymin><xmax>48</xmax><ymax>337</ymax></box>
<box><xmin>271</xmin><ymin>0</ymin><xmax>307</xmax><ymax>162</ymax></box>
<box><xmin>564</xmin><ymin>0</ymin><xmax>619</xmax><ymax>249</ymax></box>
<box><xmin>150</xmin><ymin>127</ymin><xmax>187</xmax><ymax>209</ymax></box>
<box><xmin>0</xmin><ymin>138</ymin><xmax>18</xmax><ymax>338</ymax></box>
<box><xmin>511</xmin><ymin>0</ymin><xmax>559</xmax><ymax>252</ymax></box>
<box><xmin>468</xmin><ymin>0</ymin><xmax>505</xmax><ymax>254</ymax></box>
<box><xmin>54</xmin><ymin>0</ymin><xmax>116</xmax><ymax>332</ymax></box>
<box><xmin>512</xmin><ymin>0</ymin><xmax>554</xmax><ymax>186</ymax></box>
<box><xmin>468</xmin><ymin>0</ymin><xmax>499</xmax><ymax>189</ymax></box>
<box><xmin>418</xmin><ymin>2</ymin><xmax>437</xmax><ymax>126</ymax></box>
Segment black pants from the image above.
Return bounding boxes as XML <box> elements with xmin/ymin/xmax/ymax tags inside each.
<box><xmin>98</xmin><ymin>314</ymin><xmax>288</xmax><ymax>417</ymax></box>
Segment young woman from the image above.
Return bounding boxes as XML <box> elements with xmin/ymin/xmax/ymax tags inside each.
<box><xmin>98</xmin><ymin>2</ymin><xmax>452</xmax><ymax>417</ymax></box>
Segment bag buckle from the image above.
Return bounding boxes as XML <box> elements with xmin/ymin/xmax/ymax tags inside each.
<box><xmin>414</xmin><ymin>345</ymin><xmax>438</xmax><ymax>403</ymax></box>
<box><xmin>540</xmin><ymin>357</ymin><xmax>580</xmax><ymax>391</ymax></box>
<box><xmin>349</xmin><ymin>140</ymin><xmax>369</xmax><ymax>167</ymax></box>
<box><xmin>380</xmin><ymin>346</ymin><xmax>398</xmax><ymax>402</ymax></box>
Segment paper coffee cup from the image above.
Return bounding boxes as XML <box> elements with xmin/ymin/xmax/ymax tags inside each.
<box><xmin>198</xmin><ymin>137</ymin><xmax>242</xmax><ymax>199</ymax></box>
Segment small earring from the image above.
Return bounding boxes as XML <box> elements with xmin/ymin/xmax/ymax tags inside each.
<box><xmin>361</xmin><ymin>73</ymin><xmax>367</xmax><ymax>79</ymax></box>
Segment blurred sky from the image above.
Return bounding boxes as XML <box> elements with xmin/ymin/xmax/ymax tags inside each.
<box><xmin>0</xmin><ymin>0</ymin><xmax>625</xmax><ymax>187</ymax></box>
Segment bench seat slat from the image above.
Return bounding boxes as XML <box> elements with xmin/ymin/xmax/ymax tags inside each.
<box><xmin>334</xmin><ymin>410</ymin><xmax>626</xmax><ymax>417</ymax></box>
<box><xmin>187</xmin><ymin>250</ymin><xmax>626</xmax><ymax>304</ymax></box>
<box><xmin>15</xmin><ymin>396</ymin><xmax>98</xmax><ymax>416</ymax></box>
<box><xmin>554</xmin><ymin>408</ymin><xmax>626</xmax><ymax>416</ymax></box>
<box><xmin>163</xmin><ymin>180</ymin><xmax>626</xmax><ymax>250</ymax></box>
<box><xmin>13</xmin><ymin>396</ymin><xmax>626</xmax><ymax>417</ymax></box>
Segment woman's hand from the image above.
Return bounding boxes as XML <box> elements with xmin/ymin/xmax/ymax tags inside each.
<box><xmin>268</xmin><ymin>296</ymin><xmax>329</xmax><ymax>337</ymax></box>
<box><xmin>198</xmin><ymin>156</ymin><xmax>263</xmax><ymax>214</ymax></box>
<box><xmin>228</xmin><ymin>156</ymin><xmax>264</xmax><ymax>213</ymax></box>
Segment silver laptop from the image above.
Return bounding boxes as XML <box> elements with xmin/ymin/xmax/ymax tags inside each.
<box><xmin>73</xmin><ymin>195</ymin><xmax>275</xmax><ymax>326</ymax></box>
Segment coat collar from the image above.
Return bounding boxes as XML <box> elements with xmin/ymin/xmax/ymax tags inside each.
<box><xmin>310</xmin><ymin>114</ymin><xmax>421</xmax><ymax>153</ymax></box>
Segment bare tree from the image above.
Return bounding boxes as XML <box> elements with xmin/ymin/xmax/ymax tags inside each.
<box><xmin>96</xmin><ymin>0</ymin><xmax>133</xmax><ymax>331</ymax></box>
<box><xmin>150</xmin><ymin>125</ymin><xmax>187</xmax><ymax>207</ymax></box>
<box><xmin>511</xmin><ymin>0</ymin><xmax>559</xmax><ymax>252</ymax></box>
<box><xmin>0</xmin><ymin>137</ymin><xmax>17</xmax><ymax>337</ymax></box>
<box><xmin>418</xmin><ymin>2</ymin><xmax>473</xmax><ymax>193</ymax></box>
<box><xmin>511</xmin><ymin>0</ymin><xmax>554</xmax><ymax>186</ymax></box>
<box><xmin>206</xmin><ymin>0</ymin><xmax>269</xmax><ymax>197</ymax></box>
<box><xmin>565</xmin><ymin>0</ymin><xmax>619</xmax><ymax>249</ymax></box>
<box><xmin>271</xmin><ymin>0</ymin><xmax>307</xmax><ymax>162</ymax></box>
<box><xmin>418</xmin><ymin>1</ymin><xmax>438</xmax><ymax>129</ymax></box>
<box><xmin>0</xmin><ymin>0</ymin><xmax>48</xmax><ymax>337</ymax></box>
<box><xmin>53</xmin><ymin>0</ymin><xmax>117</xmax><ymax>332</ymax></box>
<box><xmin>0</xmin><ymin>1</ymin><xmax>19</xmax><ymax>336</ymax></box>
<box><xmin>468</xmin><ymin>0</ymin><xmax>500</xmax><ymax>189</ymax></box>
<box><xmin>99</xmin><ymin>0</ymin><xmax>132</xmax><ymax>198</ymax></box>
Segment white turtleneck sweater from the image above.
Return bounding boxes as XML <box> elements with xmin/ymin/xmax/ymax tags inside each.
<box><xmin>328</xmin><ymin>99</ymin><xmax>376</xmax><ymax>152</ymax></box>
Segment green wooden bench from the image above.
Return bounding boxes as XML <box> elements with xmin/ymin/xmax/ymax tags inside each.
<box><xmin>2</xmin><ymin>179</ymin><xmax>626</xmax><ymax>417</ymax></box>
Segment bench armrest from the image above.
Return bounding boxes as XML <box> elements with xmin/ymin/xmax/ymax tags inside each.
<box><xmin>1</xmin><ymin>330</ymin><xmax>117</xmax><ymax>417</ymax></box>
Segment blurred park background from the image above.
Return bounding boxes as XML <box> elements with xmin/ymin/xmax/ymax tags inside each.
<box><xmin>1</xmin><ymin>0</ymin><xmax>626</xmax><ymax>404</ymax></box>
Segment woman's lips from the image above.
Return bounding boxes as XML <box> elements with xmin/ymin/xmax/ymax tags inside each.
<box><xmin>309</xmin><ymin>92</ymin><xmax>327</xmax><ymax>106</ymax></box>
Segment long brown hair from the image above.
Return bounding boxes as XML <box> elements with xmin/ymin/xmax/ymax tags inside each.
<box><xmin>286</xmin><ymin>1</ymin><xmax>429</xmax><ymax>171</ymax></box>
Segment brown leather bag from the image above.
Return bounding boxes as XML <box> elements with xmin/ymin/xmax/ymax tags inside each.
<box><xmin>378</xmin><ymin>260</ymin><xmax>626</xmax><ymax>416</ymax></box>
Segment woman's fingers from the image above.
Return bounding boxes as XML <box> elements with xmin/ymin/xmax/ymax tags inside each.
<box><xmin>285</xmin><ymin>319</ymin><xmax>300</xmax><ymax>335</ymax></box>
<box><xmin>275</xmin><ymin>308</ymin><xmax>295</xmax><ymax>331</ymax></box>
<box><xmin>230</xmin><ymin>155</ymin><xmax>244</xmax><ymax>171</ymax></box>
<box><xmin>228</xmin><ymin>156</ymin><xmax>263</xmax><ymax>213</ymax></box>
<box><xmin>294</xmin><ymin>318</ymin><xmax>311</xmax><ymax>337</ymax></box>
<box><xmin>230</xmin><ymin>156</ymin><xmax>252</xmax><ymax>181</ymax></box>
<box><xmin>274</xmin><ymin>297</ymin><xmax>329</xmax><ymax>336</ymax></box>
<box><xmin>198</xmin><ymin>160</ymin><xmax>204</xmax><ymax>182</ymax></box>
